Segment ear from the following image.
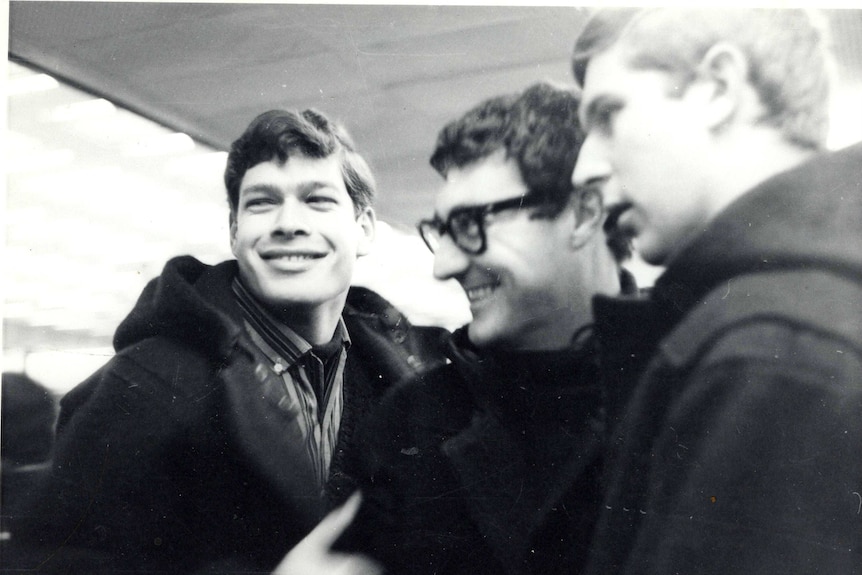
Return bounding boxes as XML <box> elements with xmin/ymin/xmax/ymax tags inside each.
<box><xmin>693</xmin><ymin>42</ymin><xmax>750</xmax><ymax>132</ymax></box>
<box><xmin>569</xmin><ymin>187</ymin><xmax>604</xmax><ymax>250</ymax></box>
<box><xmin>355</xmin><ymin>207</ymin><xmax>377</xmax><ymax>257</ymax></box>
<box><xmin>229</xmin><ymin>210</ymin><xmax>238</xmax><ymax>255</ymax></box>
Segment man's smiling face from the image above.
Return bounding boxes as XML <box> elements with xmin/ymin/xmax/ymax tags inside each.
<box><xmin>430</xmin><ymin>150</ymin><xmax>577</xmax><ymax>350</ymax></box>
<box><xmin>230</xmin><ymin>153</ymin><xmax>374</xmax><ymax>316</ymax></box>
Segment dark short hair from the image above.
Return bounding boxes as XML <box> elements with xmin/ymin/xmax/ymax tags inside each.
<box><xmin>429</xmin><ymin>82</ymin><xmax>583</xmax><ymax>218</ymax></box>
<box><xmin>224</xmin><ymin>109</ymin><xmax>376</xmax><ymax>215</ymax></box>
<box><xmin>572</xmin><ymin>8</ymin><xmax>832</xmax><ymax>150</ymax></box>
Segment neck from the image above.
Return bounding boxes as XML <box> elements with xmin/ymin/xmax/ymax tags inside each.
<box><xmin>509</xmin><ymin>243</ymin><xmax>622</xmax><ymax>352</ymax></box>
<box><xmin>494</xmin><ymin>305</ymin><xmax>593</xmax><ymax>352</ymax></box>
<box><xmin>269</xmin><ymin>296</ymin><xmax>346</xmax><ymax>346</ymax></box>
<box><xmin>707</xmin><ymin>128</ymin><xmax>816</xmax><ymax>219</ymax></box>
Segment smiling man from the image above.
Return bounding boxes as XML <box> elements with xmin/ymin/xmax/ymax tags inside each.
<box><xmin>570</xmin><ymin>8</ymin><xmax>862</xmax><ymax>575</ymax></box>
<box><xmin>11</xmin><ymin>108</ymin><xmax>447</xmax><ymax>574</ymax></box>
<box><xmin>321</xmin><ymin>82</ymin><xmax>634</xmax><ymax>575</ymax></box>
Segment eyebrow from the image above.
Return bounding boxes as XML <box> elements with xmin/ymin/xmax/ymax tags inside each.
<box><xmin>239</xmin><ymin>181</ymin><xmax>337</xmax><ymax>196</ymax></box>
<box><xmin>239</xmin><ymin>183</ymin><xmax>278</xmax><ymax>196</ymax></box>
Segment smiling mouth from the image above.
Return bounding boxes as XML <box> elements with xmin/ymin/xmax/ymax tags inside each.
<box><xmin>260</xmin><ymin>251</ymin><xmax>325</xmax><ymax>262</ymax></box>
<box><xmin>464</xmin><ymin>282</ymin><xmax>500</xmax><ymax>304</ymax></box>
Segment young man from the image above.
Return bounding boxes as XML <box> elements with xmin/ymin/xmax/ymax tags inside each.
<box><xmin>11</xmin><ymin>109</ymin><xmax>447</xmax><ymax>573</ymax></box>
<box><xmin>571</xmin><ymin>8</ymin><xmax>862</xmax><ymax>574</ymax></box>
<box><xmin>321</xmin><ymin>82</ymin><xmax>634</xmax><ymax>575</ymax></box>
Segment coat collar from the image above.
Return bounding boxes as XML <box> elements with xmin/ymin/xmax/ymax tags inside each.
<box><xmin>655</xmin><ymin>142</ymin><xmax>862</xmax><ymax>318</ymax></box>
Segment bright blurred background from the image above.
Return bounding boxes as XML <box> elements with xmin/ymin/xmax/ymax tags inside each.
<box><xmin>4</xmin><ymin>5</ymin><xmax>862</xmax><ymax>395</ymax></box>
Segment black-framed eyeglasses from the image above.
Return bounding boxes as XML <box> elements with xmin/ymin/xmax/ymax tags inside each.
<box><xmin>417</xmin><ymin>193</ymin><xmax>546</xmax><ymax>255</ymax></box>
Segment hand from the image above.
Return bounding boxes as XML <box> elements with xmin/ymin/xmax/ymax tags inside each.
<box><xmin>273</xmin><ymin>492</ymin><xmax>383</xmax><ymax>575</ymax></box>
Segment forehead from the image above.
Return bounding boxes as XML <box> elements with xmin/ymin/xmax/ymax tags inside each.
<box><xmin>239</xmin><ymin>154</ymin><xmax>347</xmax><ymax>194</ymax></box>
<box><xmin>579</xmin><ymin>42</ymin><xmax>665</xmax><ymax>125</ymax></box>
<box><xmin>580</xmin><ymin>43</ymin><xmax>629</xmax><ymax>101</ymax></box>
<box><xmin>435</xmin><ymin>151</ymin><xmax>527</xmax><ymax>216</ymax></box>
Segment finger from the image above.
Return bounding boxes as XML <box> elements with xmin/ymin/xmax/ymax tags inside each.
<box><xmin>306</xmin><ymin>491</ymin><xmax>363</xmax><ymax>548</ymax></box>
<box><xmin>329</xmin><ymin>555</ymin><xmax>385</xmax><ymax>575</ymax></box>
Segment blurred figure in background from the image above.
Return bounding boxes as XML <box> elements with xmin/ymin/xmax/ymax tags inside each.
<box><xmin>9</xmin><ymin>108</ymin><xmax>447</xmax><ymax>574</ymax></box>
<box><xmin>281</xmin><ymin>81</ymin><xmax>637</xmax><ymax>575</ymax></box>
<box><xmin>1</xmin><ymin>372</ymin><xmax>56</xmax><ymax>468</ymax></box>
<box><xmin>571</xmin><ymin>7</ymin><xmax>862</xmax><ymax>574</ymax></box>
<box><xmin>1</xmin><ymin>372</ymin><xmax>57</xmax><ymax>540</ymax></box>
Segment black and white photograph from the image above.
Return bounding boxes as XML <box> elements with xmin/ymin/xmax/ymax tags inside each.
<box><xmin>3</xmin><ymin>3</ymin><xmax>861</xmax><ymax>574</ymax></box>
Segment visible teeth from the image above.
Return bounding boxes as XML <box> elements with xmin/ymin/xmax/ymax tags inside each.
<box><xmin>273</xmin><ymin>254</ymin><xmax>316</xmax><ymax>261</ymax></box>
<box><xmin>466</xmin><ymin>285</ymin><xmax>496</xmax><ymax>303</ymax></box>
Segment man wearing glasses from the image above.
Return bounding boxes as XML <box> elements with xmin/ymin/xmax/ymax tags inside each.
<box><xmin>300</xmin><ymin>81</ymin><xmax>635</xmax><ymax>575</ymax></box>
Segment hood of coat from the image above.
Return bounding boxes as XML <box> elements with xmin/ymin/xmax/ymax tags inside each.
<box><xmin>654</xmin><ymin>141</ymin><xmax>862</xmax><ymax>315</ymax></box>
<box><xmin>112</xmin><ymin>256</ymin><xmax>247</xmax><ymax>358</ymax></box>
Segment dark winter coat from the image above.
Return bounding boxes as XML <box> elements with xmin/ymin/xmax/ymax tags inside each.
<box><xmin>7</xmin><ymin>256</ymin><xmax>448</xmax><ymax>574</ymax></box>
<box><xmin>586</xmin><ymin>143</ymin><xmax>862</xmax><ymax>575</ymax></box>
<box><xmin>336</xmin><ymin>327</ymin><xmax>606</xmax><ymax>575</ymax></box>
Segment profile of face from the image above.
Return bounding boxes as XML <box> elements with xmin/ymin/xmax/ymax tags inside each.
<box><xmin>573</xmin><ymin>41</ymin><xmax>716</xmax><ymax>265</ymax></box>
<box><xmin>431</xmin><ymin>151</ymin><xmax>579</xmax><ymax>351</ymax></box>
<box><xmin>230</xmin><ymin>154</ymin><xmax>375</xmax><ymax>315</ymax></box>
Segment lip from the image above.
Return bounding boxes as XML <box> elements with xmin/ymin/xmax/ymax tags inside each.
<box><xmin>604</xmin><ymin>201</ymin><xmax>639</xmax><ymax>237</ymax></box>
<box><xmin>604</xmin><ymin>201</ymin><xmax>633</xmax><ymax>231</ymax></box>
<box><xmin>258</xmin><ymin>248</ymin><xmax>327</xmax><ymax>271</ymax></box>
<box><xmin>259</xmin><ymin>248</ymin><xmax>327</xmax><ymax>260</ymax></box>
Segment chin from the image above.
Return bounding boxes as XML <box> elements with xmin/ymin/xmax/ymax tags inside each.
<box><xmin>254</xmin><ymin>285</ymin><xmax>336</xmax><ymax>310</ymax></box>
<box><xmin>466</xmin><ymin>322</ymin><xmax>507</xmax><ymax>351</ymax></box>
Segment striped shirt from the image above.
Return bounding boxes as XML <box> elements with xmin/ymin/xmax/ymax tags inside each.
<box><xmin>232</xmin><ymin>278</ymin><xmax>350</xmax><ymax>490</ymax></box>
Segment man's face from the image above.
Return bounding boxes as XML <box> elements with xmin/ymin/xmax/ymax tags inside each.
<box><xmin>431</xmin><ymin>151</ymin><xmax>576</xmax><ymax>350</ymax></box>
<box><xmin>573</xmin><ymin>41</ymin><xmax>715</xmax><ymax>265</ymax></box>
<box><xmin>231</xmin><ymin>154</ymin><xmax>374</xmax><ymax>315</ymax></box>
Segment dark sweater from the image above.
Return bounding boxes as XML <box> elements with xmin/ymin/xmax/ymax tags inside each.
<box><xmin>337</xmin><ymin>327</ymin><xmax>606</xmax><ymax>575</ymax></box>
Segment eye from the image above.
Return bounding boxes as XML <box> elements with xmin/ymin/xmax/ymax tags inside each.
<box><xmin>308</xmin><ymin>195</ymin><xmax>337</xmax><ymax>203</ymax></box>
<box><xmin>593</xmin><ymin>102</ymin><xmax>622</xmax><ymax>135</ymax></box>
<box><xmin>306</xmin><ymin>194</ymin><xmax>340</xmax><ymax>208</ymax></box>
<box><xmin>449</xmin><ymin>210</ymin><xmax>481</xmax><ymax>238</ymax></box>
<box><xmin>242</xmin><ymin>196</ymin><xmax>277</xmax><ymax>211</ymax></box>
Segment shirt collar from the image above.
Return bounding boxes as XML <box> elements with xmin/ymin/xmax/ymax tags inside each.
<box><xmin>232</xmin><ymin>277</ymin><xmax>350</xmax><ymax>367</ymax></box>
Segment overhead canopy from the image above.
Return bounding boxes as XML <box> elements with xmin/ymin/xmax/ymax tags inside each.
<box><xmin>9</xmin><ymin>2</ymin><xmax>593</xmax><ymax>226</ymax></box>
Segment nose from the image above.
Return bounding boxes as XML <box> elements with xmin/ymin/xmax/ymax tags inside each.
<box><xmin>432</xmin><ymin>234</ymin><xmax>471</xmax><ymax>281</ymax></box>
<box><xmin>572</xmin><ymin>134</ymin><xmax>620</xmax><ymax>205</ymax></box>
<box><xmin>272</xmin><ymin>198</ymin><xmax>311</xmax><ymax>237</ymax></box>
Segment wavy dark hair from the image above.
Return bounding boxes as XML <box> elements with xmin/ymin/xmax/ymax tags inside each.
<box><xmin>430</xmin><ymin>82</ymin><xmax>583</xmax><ymax>219</ymax></box>
<box><xmin>224</xmin><ymin>108</ymin><xmax>376</xmax><ymax>215</ymax></box>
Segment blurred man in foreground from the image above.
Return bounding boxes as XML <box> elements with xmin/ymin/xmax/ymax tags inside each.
<box><xmin>571</xmin><ymin>8</ymin><xmax>862</xmax><ymax>574</ymax></box>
